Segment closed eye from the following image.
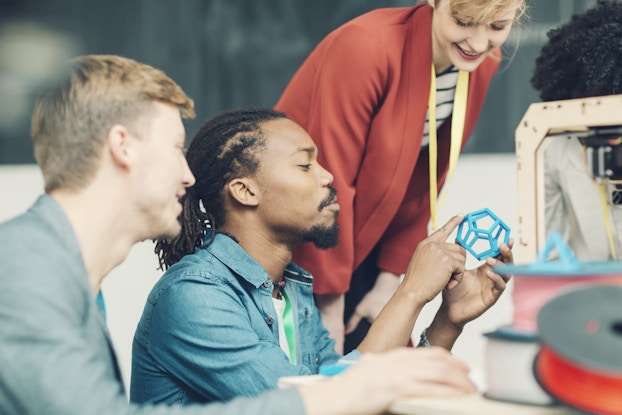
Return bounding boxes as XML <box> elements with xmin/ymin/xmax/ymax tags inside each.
<box><xmin>491</xmin><ymin>23</ymin><xmax>508</xmax><ymax>31</ymax></box>
<box><xmin>299</xmin><ymin>164</ymin><xmax>312</xmax><ymax>170</ymax></box>
<box><xmin>455</xmin><ymin>18</ymin><xmax>474</xmax><ymax>27</ymax></box>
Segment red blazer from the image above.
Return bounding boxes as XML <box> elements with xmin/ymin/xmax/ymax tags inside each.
<box><xmin>275</xmin><ymin>4</ymin><xmax>500</xmax><ymax>294</ymax></box>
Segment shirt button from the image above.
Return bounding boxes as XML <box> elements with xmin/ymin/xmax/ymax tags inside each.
<box><xmin>263</xmin><ymin>280</ymin><xmax>271</xmax><ymax>288</ymax></box>
<box><xmin>266</xmin><ymin>316</ymin><xmax>275</xmax><ymax>325</ymax></box>
<box><xmin>315</xmin><ymin>356</ymin><xmax>320</xmax><ymax>364</ymax></box>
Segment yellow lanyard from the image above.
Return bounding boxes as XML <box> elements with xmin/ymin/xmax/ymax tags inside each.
<box><xmin>580</xmin><ymin>143</ymin><xmax>618</xmax><ymax>260</ymax></box>
<box><xmin>428</xmin><ymin>65</ymin><xmax>469</xmax><ymax>230</ymax></box>
<box><xmin>597</xmin><ymin>182</ymin><xmax>618</xmax><ymax>260</ymax></box>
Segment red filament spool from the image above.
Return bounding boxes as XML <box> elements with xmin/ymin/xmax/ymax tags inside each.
<box><xmin>535</xmin><ymin>285</ymin><xmax>622</xmax><ymax>415</ymax></box>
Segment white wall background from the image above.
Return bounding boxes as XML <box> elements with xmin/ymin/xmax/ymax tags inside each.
<box><xmin>0</xmin><ymin>153</ymin><xmax>518</xmax><ymax>392</ymax></box>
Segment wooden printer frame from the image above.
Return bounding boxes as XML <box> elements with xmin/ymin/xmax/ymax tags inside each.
<box><xmin>515</xmin><ymin>94</ymin><xmax>622</xmax><ymax>263</ymax></box>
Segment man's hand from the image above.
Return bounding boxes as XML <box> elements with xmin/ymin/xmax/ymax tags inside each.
<box><xmin>401</xmin><ymin>214</ymin><xmax>467</xmax><ymax>303</ymax></box>
<box><xmin>357</xmin><ymin>215</ymin><xmax>468</xmax><ymax>353</ymax></box>
<box><xmin>345</xmin><ymin>271</ymin><xmax>401</xmax><ymax>334</ymax></box>
<box><xmin>440</xmin><ymin>240</ymin><xmax>514</xmax><ymax>328</ymax></box>
<box><xmin>299</xmin><ymin>347</ymin><xmax>476</xmax><ymax>415</ymax></box>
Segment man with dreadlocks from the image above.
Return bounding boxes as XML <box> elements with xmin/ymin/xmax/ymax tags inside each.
<box><xmin>130</xmin><ymin>107</ymin><xmax>512</xmax><ymax>405</ymax></box>
<box><xmin>532</xmin><ymin>0</ymin><xmax>622</xmax><ymax>261</ymax></box>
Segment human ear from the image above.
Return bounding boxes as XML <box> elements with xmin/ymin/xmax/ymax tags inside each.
<box><xmin>227</xmin><ymin>178</ymin><xmax>259</xmax><ymax>207</ymax></box>
<box><xmin>107</xmin><ymin>124</ymin><xmax>134</xmax><ymax>169</ymax></box>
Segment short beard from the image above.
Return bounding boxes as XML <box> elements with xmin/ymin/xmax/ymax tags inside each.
<box><xmin>303</xmin><ymin>222</ymin><xmax>339</xmax><ymax>249</ymax></box>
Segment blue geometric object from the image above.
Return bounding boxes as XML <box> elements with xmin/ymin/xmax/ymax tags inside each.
<box><xmin>456</xmin><ymin>208</ymin><xmax>510</xmax><ymax>260</ymax></box>
<box><xmin>494</xmin><ymin>231</ymin><xmax>622</xmax><ymax>277</ymax></box>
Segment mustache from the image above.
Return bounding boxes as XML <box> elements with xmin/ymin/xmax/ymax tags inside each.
<box><xmin>318</xmin><ymin>187</ymin><xmax>337</xmax><ymax>211</ymax></box>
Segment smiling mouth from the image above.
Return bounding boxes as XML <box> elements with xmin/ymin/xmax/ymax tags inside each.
<box><xmin>456</xmin><ymin>44</ymin><xmax>483</xmax><ymax>60</ymax></box>
<box><xmin>175</xmin><ymin>193</ymin><xmax>186</xmax><ymax>211</ymax></box>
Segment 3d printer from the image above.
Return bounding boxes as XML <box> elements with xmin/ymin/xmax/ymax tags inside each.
<box><xmin>515</xmin><ymin>94</ymin><xmax>622</xmax><ymax>263</ymax></box>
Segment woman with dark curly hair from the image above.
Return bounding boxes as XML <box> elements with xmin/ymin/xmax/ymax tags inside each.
<box><xmin>532</xmin><ymin>0</ymin><xmax>622</xmax><ymax>261</ymax></box>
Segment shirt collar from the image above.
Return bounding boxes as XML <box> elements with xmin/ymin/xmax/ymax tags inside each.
<box><xmin>202</xmin><ymin>232</ymin><xmax>312</xmax><ymax>288</ymax></box>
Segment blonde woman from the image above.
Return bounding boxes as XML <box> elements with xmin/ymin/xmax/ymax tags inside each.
<box><xmin>276</xmin><ymin>0</ymin><xmax>526</xmax><ymax>353</ymax></box>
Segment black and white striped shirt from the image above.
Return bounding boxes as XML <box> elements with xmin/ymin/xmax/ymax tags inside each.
<box><xmin>422</xmin><ymin>66</ymin><xmax>459</xmax><ymax>146</ymax></box>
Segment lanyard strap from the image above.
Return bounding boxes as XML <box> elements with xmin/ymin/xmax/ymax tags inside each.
<box><xmin>428</xmin><ymin>65</ymin><xmax>469</xmax><ymax>230</ymax></box>
<box><xmin>281</xmin><ymin>290</ymin><xmax>297</xmax><ymax>365</ymax></box>
<box><xmin>580</xmin><ymin>143</ymin><xmax>618</xmax><ymax>260</ymax></box>
<box><xmin>598</xmin><ymin>182</ymin><xmax>618</xmax><ymax>260</ymax></box>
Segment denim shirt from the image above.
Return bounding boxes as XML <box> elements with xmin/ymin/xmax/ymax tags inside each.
<box><xmin>130</xmin><ymin>233</ymin><xmax>361</xmax><ymax>405</ymax></box>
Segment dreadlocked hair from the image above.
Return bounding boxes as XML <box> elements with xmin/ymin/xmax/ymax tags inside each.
<box><xmin>155</xmin><ymin>107</ymin><xmax>288</xmax><ymax>270</ymax></box>
<box><xmin>531</xmin><ymin>0</ymin><xmax>622</xmax><ymax>102</ymax></box>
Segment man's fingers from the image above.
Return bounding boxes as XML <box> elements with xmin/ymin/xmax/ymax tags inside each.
<box><xmin>445</xmin><ymin>277</ymin><xmax>460</xmax><ymax>290</ymax></box>
<box><xmin>428</xmin><ymin>214</ymin><xmax>464</xmax><ymax>242</ymax></box>
<box><xmin>486</xmin><ymin>258</ymin><xmax>512</xmax><ymax>283</ymax></box>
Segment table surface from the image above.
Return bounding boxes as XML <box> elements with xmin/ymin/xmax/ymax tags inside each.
<box><xmin>389</xmin><ymin>394</ymin><xmax>582</xmax><ymax>415</ymax></box>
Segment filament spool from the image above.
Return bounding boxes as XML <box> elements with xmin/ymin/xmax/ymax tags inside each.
<box><xmin>535</xmin><ymin>285</ymin><xmax>622</xmax><ymax>415</ymax></box>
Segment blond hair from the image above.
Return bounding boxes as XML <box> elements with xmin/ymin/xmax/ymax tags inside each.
<box><xmin>31</xmin><ymin>54</ymin><xmax>195</xmax><ymax>192</ymax></box>
<box><xmin>438</xmin><ymin>0</ymin><xmax>528</xmax><ymax>25</ymax></box>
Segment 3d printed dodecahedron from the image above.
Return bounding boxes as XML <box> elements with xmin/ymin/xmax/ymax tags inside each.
<box><xmin>456</xmin><ymin>208</ymin><xmax>510</xmax><ymax>260</ymax></box>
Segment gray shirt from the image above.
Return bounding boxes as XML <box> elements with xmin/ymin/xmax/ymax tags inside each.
<box><xmin>0</xmin><ymin>194</ymin><xmax>305</xmax><ymax>415</ymax></box>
